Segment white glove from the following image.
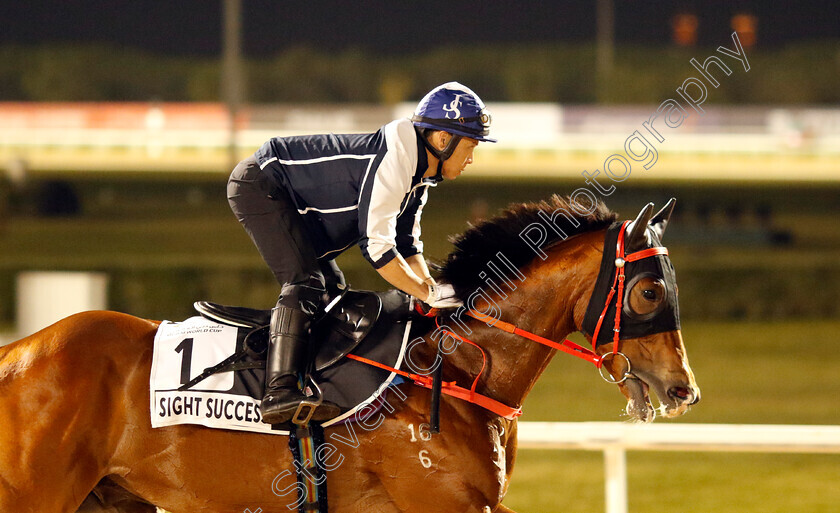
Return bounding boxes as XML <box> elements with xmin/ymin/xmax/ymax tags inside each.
<box><xmin>425</xmin><ymin>281</ymin><xmax>463</xmax><ymax>309</ymax></box>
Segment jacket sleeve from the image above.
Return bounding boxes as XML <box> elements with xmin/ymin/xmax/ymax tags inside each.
<box><xmin>358</xmin><ymin>120</ymin><xmax>418</xmax><ymax>268</ymax></box>
<box><xmin>395</xmin><ymin>186</ymin><xmax>428</xmax><ymax>258</ymax></box>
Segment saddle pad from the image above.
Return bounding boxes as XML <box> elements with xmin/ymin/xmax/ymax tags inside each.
<box><xmin>149</xmin><ymin>295</ymin><xmax>414</xmax><ymax>436</ymax></box>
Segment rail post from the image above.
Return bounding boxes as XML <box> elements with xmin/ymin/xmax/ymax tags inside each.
<box><xmin>603</xmin><ymin>445</ymin><xmax>628</xmax><ymax>513</ymax></box>
<box><xmin>16</xmin><ymin>271</ymin><xmax>108</xmax><ymax>338</ymax></box>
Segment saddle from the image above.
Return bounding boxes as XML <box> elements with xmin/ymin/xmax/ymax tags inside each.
<box><xmin>176</xmin><ymin>290</ymin><xmax>412</xmax><ymax>513</ymax></box>
<box><xmin>194</xmin><ymin>289</ymin><xmax>383</xmax><ymax>371</ymax></box>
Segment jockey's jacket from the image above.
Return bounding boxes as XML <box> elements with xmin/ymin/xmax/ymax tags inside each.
<box><xmin>255</xmin><ymin>119</ymin><xmax>435</xmax><ymax>269</ymax></box>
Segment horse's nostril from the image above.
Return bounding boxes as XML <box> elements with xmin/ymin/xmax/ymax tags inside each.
<box><xmin>667</xmin><ymin>386</ymin><xmax>696</xmax><ymax>404</ymax></box>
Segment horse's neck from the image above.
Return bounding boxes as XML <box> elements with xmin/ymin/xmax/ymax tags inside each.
<box><xmin>438</xmin><ymin>232</ymin><xmax>602</xmax><ymax>410</ymax></box>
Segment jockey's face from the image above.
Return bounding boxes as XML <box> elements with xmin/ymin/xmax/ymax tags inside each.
<box><xmin>439</xmin><ymin>135</ymin><xmax>479</xmax><ymax>180</ymax></box>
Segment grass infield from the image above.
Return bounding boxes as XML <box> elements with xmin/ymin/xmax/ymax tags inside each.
<box><xmin>503</xmin><ymin>320</ymin><xmax>840</xmax><ymax>512</ymax></box>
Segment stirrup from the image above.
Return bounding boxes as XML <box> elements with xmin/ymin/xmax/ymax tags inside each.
<box><xmin>292</xmin><ymin>378</ymin><xmax>325</xmax><ymax>426</ymax></box>
<box><xmin>291</xmin><ymin>398</ymin><xmax>323</xmax><ymax>426</ymax></box>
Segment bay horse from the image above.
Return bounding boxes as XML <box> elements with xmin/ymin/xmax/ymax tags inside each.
<box><xmin>0</xmin><ymin>196</ymin><xmax>699</xmax><ymax>513</ymax></box>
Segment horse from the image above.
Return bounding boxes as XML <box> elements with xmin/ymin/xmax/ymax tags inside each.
<box><xmin>0</xmin><ymin>195</ymin><xmax>699</xmax><ymax>513</ymax></box>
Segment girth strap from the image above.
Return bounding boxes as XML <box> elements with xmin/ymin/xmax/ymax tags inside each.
<box><xmin>289</xmin><ymin>423</ymin><xmax>328</xmax><ymax>513</ymax></box>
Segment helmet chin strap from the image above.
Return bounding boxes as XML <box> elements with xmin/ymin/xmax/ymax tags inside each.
<box><xmin>420</xmin><ymin>131</ymin><xmax>462</xmax><ymax>183</ymax></box>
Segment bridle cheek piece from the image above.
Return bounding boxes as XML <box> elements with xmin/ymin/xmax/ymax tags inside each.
<box><xmin>589</xmin><ymin>220</ymin><xmax>670</xmax><ymax>384</ymax></box>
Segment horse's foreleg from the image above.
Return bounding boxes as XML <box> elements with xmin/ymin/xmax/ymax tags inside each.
<box><xmin>75</xmin><ymin>480</ymin><xmax>157</xmax><ymax>513</ymax></box>
<box><xmin>76</xmin><ymin>494</ymin><xmax>157</xmax><ymax>513</ymax></box>
<box><xmin>0</xmin><ymin>405</ymin><xmax>104</xmax><ymax>513</ymax></box>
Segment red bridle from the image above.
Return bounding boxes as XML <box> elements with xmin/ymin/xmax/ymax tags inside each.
<box><xmin>587</xmin><ymin>220</ymin><xmax>670</xmax><ymax>377</ymax></box>
<box><xmin>348</xmin><ymin>221</ymin><xmax>670</xmax><ymax>419</ymax></box>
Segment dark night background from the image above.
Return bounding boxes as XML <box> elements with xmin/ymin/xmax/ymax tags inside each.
<box><xmin>1</xmin><ymin>1</ymin><xmax>838</xmax><ymax>56</ymax></box>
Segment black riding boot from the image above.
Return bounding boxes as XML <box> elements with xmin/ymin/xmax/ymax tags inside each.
<box><xmin>261</xmin><ymin>290</ymin><xmax>340</xmax><ymax>425</ymax></box>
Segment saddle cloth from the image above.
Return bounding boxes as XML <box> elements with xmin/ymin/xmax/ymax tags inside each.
<box><xmin>149</xmin><ymin>290</ymin><xmax>417</xmax><ymax>436</ymax></box>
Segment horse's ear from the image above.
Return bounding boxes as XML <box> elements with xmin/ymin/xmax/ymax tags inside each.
<box><xmin>627</xmin><ymin>202</ymin><xmax>654</xmax><ymax>249</ymax></box>
<box><xmin>650</xmin><ymin>197</ymin><xmax>676</xmax><ymax>240</ymax></box>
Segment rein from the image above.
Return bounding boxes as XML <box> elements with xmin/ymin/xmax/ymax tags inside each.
<box><xmin>345</xmin><ymin>351</ymin><xmax>523</xmax><ymax>420</ymax></box>
<box><xmin>350</xmin><ymin>221</ymin><xmax>669</xmax><ymax>420</ymax></box>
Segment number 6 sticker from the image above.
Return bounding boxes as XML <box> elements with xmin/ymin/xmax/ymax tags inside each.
<box><xmin>418</xmin><ymin>450</ymin><xmax>432</xmax><ymax>469</ymax></box>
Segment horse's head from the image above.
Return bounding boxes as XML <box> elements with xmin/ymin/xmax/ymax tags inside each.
<box><xmin>440</xmin><ymin>195</ymin><xmax>698</xmax><ymax>423</ymax></box>
<box><xmin>579</xmin><ymin>199</ymin><xmax>700</xmax><ymax>422</ymax></box>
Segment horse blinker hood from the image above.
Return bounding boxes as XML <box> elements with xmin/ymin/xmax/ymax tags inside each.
<box><xmin>582</xmin><ymin>200</ymin><xmax>681</xmax><ymax>346</ymax></box>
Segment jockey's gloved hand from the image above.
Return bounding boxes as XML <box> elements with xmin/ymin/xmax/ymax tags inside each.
<box><xmin>425</xmin><ymin>281</ymin><xmax>463</xmax><ymax>309</ymax></box>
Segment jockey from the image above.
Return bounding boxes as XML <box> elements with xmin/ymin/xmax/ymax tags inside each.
<box><xmin>227</xmin><ymin>82</ymin><xmax>497</xmax><ymax>425</ymax></box>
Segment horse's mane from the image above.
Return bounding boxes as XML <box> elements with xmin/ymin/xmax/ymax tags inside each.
<box><xmin>438</xmin><ymin>194</ymin><xmax>617</xmax><ymax>297</ymax></box>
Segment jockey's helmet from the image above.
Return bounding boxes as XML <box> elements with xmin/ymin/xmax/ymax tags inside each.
<box><xmin>411</xmin><ymin>82</ymin><xmax>497</xmax><ymax>143</ymax></box>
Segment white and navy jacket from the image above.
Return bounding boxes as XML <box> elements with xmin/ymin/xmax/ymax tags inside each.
<box><xmin>254</xmin><ymin>119</ymin><xmax>436</xmax><ymax>269</ymax></box>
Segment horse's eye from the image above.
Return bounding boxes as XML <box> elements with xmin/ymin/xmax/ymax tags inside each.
<box><xmin>625</xmin><ymin>276</ymin><xmax>667</xmax><ymax>318</ymax></box>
